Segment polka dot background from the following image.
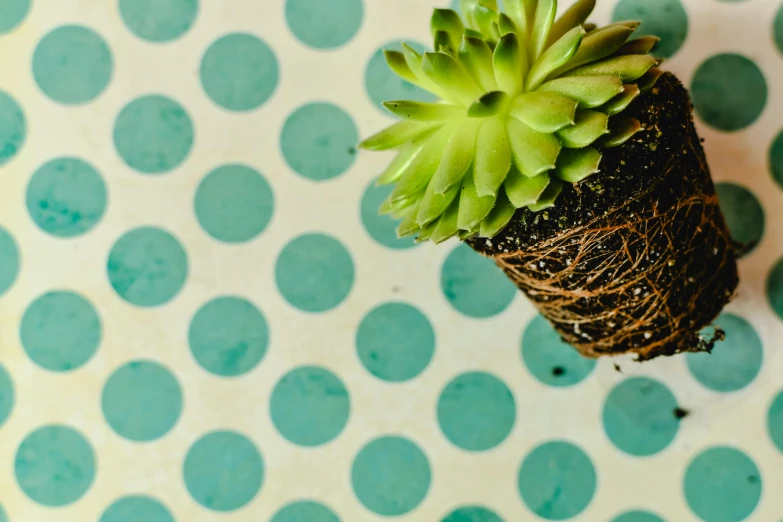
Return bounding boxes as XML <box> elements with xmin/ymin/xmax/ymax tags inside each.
<box><xmin>1</xmin><ymin>0</ymin><xmax>783</xmax><ymax>521</ymax></box>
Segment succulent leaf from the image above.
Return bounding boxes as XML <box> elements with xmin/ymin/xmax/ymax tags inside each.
<box><xmin>504</xmin><ymin>167</ymin><xmax>550</xmax><ymax>207</ymax></box>
<box><xmin>548</xmin><ymin>0</ymin><xmax>596</xmax><ymax>45</ymax></box>
<box><xmin>459</xmin><ymin>36</ymin><xmax>499</xmax><ymax>91</ymax></box>
<box><xmin>510</xmin><ymin>91</ymin><xmax>577</xmax><ymax>133</ymax></box>
<box><xmin>475</xmin><ymin>117</ymin><xmax>512</xmax><ymax>196</ymax></box>
<box><xmin>479</xmin><ymin>189</ymin><xmax>517</xmax><ymax>237</ymax></box>
<box><xmin>457</xmin><ymin>169</ymin><xmax>497</xmax><ymax>230</ymax></box>
<box><xmin>361</xmin><ymin>0</ymin><xmax>663</xmax><ymax>242</ymax></box>
<box><xmin>556</xmin><ymin>109</ymin><xmax>609</xmax><ymax>148</ymax></box>
<box><xmin>383</xmin><ymin>100</ymin><xmax>465</xmax><ymax>121</ymax></box>
<box><xmin>553</xmin><ymin>147</ymin><xmax>602</xmax><ymax>182</ymax></box>
<box><xmin>526</xmin><ymin>26</ymin><xmax>584</xmax><ymax>91</ymax></box>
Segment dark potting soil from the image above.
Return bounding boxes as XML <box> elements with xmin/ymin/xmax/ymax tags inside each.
<box><xmin>468</xmin><ymin>73</ymin><xmax>739</xmax><ymax>359</ymax></box>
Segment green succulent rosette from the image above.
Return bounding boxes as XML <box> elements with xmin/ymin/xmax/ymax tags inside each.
<box><xmin>359</xmin><ymin>0</ymin><xmax>663</xmax><ymax>243</ymax></box>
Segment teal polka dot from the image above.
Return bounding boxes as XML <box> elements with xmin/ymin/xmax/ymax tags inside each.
<box><xmin>768</xmin><ymin>391</ymin><xmax>783</xmax><ymax>453</ymax></box>
<box><xmin>188</xmin><ymin>296</ymin><xmax>268</xmax><ymax>377</ymax></box>
<box><xmin>351</xmin><ymin>436</ymin><xmax>431</xmax><ymax>516</ymax></box>
<box><xmin>0</xmin><ymin>364</ymin><xmax>13</xmax><ymax>427</ymax></box>
<box><xmin>612</xmin><ymin>511</ymin><xmax>665</xmax><ymax>522</ymax></box>
<box><xmin>0</xmin><ymin>226</ymin><xmax>19</xmax><ymax>296</ymax></box>
<box><xmin>767</xmin><ymin>257</ymin><xmax>783</xmax><ymax>321</ymax></box>
<box><xmin>602</xmin><ymin>377</ymin><xmax>679</xmax><ymax>456</ymax></box>
<box><xmin>776</xmin><ymin>4</ymin><xmax>783</xmax><ymax>56</ymax></box>
<box><xmin>194</xmin><ymin>164</ymin><xmax>273</xmax><ymax>243</ymax></box>
<box><xmin>686</xmin><ymin>313</ymin><xmax>762</xmax><ymax>392</ymax></box>
<box><xmin>33</xmin><ymin>25</ymin><xmax>113</xmax><ymax>104</ymax></box>
<box><xmin>100</xmin><ymin>496</ymin><xmax>174</xmax><ymax>522</ymax></box>
<box><xmin>200</xmin><ymin>34</ymin><xmax>278</xmax><ymax>111</ymax></box>
<box><xmin>27</xmin><ymin>157</ymin><xmax>107</xmax><ymax>238</ymax></box>
<box><xmin>612</xmin><ymin>0</ymin><xmax>688</xmax><ymax>58</ymax></box>
<box><xmin>522</xmin><ymin>315</ymin><xmax>596</xmax><ymax>387</ymax></box>
<box><xmin>270</xmin><ymin>366</ymin><xmax>350</xmax><ymax>446</ymax></box>
<box><xmin>437</xmin><ymin>372</ymin><xmax>515</xmax><ymax>451</ymax></box>
<box><xmin>684</xmin><ymin>446</ymin><xmax>761</xmax><ymax>522</ymax></box>
<box><xmin>770</xmin><ymin>131</ymin><xmax>783</xmax><ymax>189</ymax></box>
<box><xmin>716</xmin><ymin>182</ymin><xmax>764</xmax><ymax>252</ymax></box>
<box><xmin>441</xmin><ymin>243</ymin><xmax>516</xmax><ymax>318</ymax></box>
<box><xmin>184</xmin><ymin>430</ymin><xmax>263</xmax><ymax>511</ymax></box>
<box><xmin>20</xmin><ymin>291</ymin><xmax>101</xmax><ymax>372</ymax></box>
<box><xmin>275</xmin><ymin>233</ymin><xmax>354</xmax><ymax>313</ymax></box>
<box><xmin>365</xmin><ymin>41</ymin><xmax>436</xmax><ymax>112</ymax></box>
<box><xmin>0</xmin><ymin>505</ymin><xmax>6</xmax><ymax>522</ymax></box>
<box><xmin>15</xmin><ymin>425</ymin><xmax>95</xmax><ymax>506</ymax></box>
<box><xmin>442</xmin><ymin>506</ymin><xmax>504</xmax><ymax>522</ymax></box>
<box><xmin>113</xmin><ymin>95</ymin><xmax>194</xmax><ymax>174</ymax></box>
<box><xmin>119</xmin><ymin>0</ymin><xmax>198</xmax><ymax>42</ymax></box>
<box><xmin>691</xmin><ymin>54</ymin><xmax>767</xmax><ymax>132</ymax></box>
<box><xmin>0</xmin><ymin>90</ymin><xmax>26</xmax><ymax>166</ymax></box>
<box><xmin>518</xmin><ymin>441</ymin><xmax>596</xmax><ymax>520</ymax></box>
<box><xmin>271</xmin><ymin>500</ymin><xmax>340</xmax><ymax>522</ymax></box>
<box><xmin>102</xmin><ymin>361</ymin><xmax>182</xmax><ymax>442</ymax></box>
<box><xmin>356</xmin><ymin>302</ymin><xmax>435</xmax><ymax>382</ymax></box>
<box><xmin>360</xmin><ymin>180</ymin><xmax>417</xmax><ymax>249</ymax></box>
<box><xmin>281</xmin><ymin>103</ymin><xmax>358</xmax><ymax>181</ymax></box>
<box><xmin>286</xmin><ymin>0</ymin><xmax>363</xmax><ymax>49</ymax></box>
<box><xmin>0</xmin><ymin>0</ymin><xmax>29</xmax><ymax>33</ymax></box>
<box><xmin>107</xmin><ymin>227</ymin><xmax>188</xmax><ymax>307</ymax></box>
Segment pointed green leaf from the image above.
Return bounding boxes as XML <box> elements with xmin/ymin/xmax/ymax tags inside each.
<box><xmin>422</xmin><ymin>52</ymin><xmax>483</xmax><ymax>105</ymax></box>
<box><xmin>480</xmin><ymin>189</ymin><xmax>517</xmax><ymax>237</ymax></box>
<box><xmin>617</xmin><ymin>36</ymin><xmax>660</xmax><ymax>55</ymax></box>
<box><xmin>553</xmin><ymin>147</ymin><xmax>601</xmax><ymax>182</ymax></box>
<box><xmin>504</xmin><ymin>166</ymin><xmax>550</xmax><ymax>207</ymax></box>
<box><xmin>460</xmin><ymin>0</ymin><xmax>479</xmax><ymax>27</ymax></box>
<box><xmin>557</xmin><ymin>110</ymin><xmax>609</xmax><ymax>148</ymax></box>
<box><xmin>397</xmin><ymin>203</ymin><xmax>423</xmax><ymax>238</ymax></box>
<box><xmin>434</xmin><ymin>30</ymin><xmax>455</xmax><ymax>54</ymax></box>
<box><xmin>591</xmin><ymin>20</ymin><xmax>640</xmax><ymax>34</ymax></box>
<box><xmin>431</xmin><ymin>123</ymin><xmax>477</xmax><ymax>194</ymax></box>
<box><xmin>384</xmin><ymin>50</ymin><xmax>421</xmax><ymax>86</ymax></box>
<box><xmin>584</xmin><ymin>23</ymin><xmax>597</xmax><ymax>32</ymax></box>
<box><xmin>529</xmin><ymin>178</ymin><xmax>563</xmax><ymax>210</ymax></box>
<box><xmin>475</xmin><ymin>117</ymin><xmax>511</xmax><ymax>196</ymax></box>
<box><xmin>376</xmin><ymin>141</ymin><xmax>424</xmax><ymax>185</ymax></box>
<box><xmin>598</xmin><ymin>84</ymin><xmax>640</xmax><ymax>115</ymax></box>
<box><xmin>432</xmin><ymin>196</ymin><xmax>460</xmax><ymax>243</ymax></box>
<box><xmin>383</xmin><ymin>100</ymin><xmax>465</xmax><ymax>121</ymax></box>
<box><xmin>554</xmin><ymin>26</ymin><xmax>636</xmax><ymax>75</ymax></box>
<box><xmin>548</xmin><ymin>0</ymin><xmax>596</xmax><ymax>45</ymax></box>
<box><xmin>415</xmin><ymin>219</ymin><xmax>438</xmax><ymax>242</ymax></box>
<box><xmin>498</xmin><ymin>13</ymin><xmax>517</xmax><ymax>36</ymax></box>
<box><xmin>401</xmin><ymin>43</ymin><xmax>427</xmax><ymax>82</ymax></box>
<box><xmin>459</xmin><ymin>228</ymin><xmax>480</xmax><ymax>240</ymax></box>
<box><xmin>457</xmin><ymin>169</ymin><xmax>497</xmax><ymax>230</ymax></box>
<box><xmin>531</xmin><ymin>0</ymin><xmax>557</xmax><ymax>58</ymax></box>
<box><xmin>493</xmin><ymin>33</ymin><xmax>526</xmax><ymax>95</ymax></box>
<box><xmin>431</xmin><ymin>9</ymin><xmax>464</xmax><ymax>49</ymax></box>
<box><xmin>596</xmin><ymin>117</ymin><xmax>642</xmax><ymax>148</ymax></box>
<box><xmin>538</xmin><ymin>75</ymin><xmax>623</xmax><ymax>108</ymax></box>
<box><xmin>458</xmin><ymin>36</ymin><xmax>499</xmax><ymax>91</ymax></box>
<box><xmin>507</xmin><ymin>117</ymin><xmax>561</xmax><ymax>177</ymax></box>
<box><xmin>468</xmin><ymin>91</ymin><xmax>509</xmax><ymax>118</ymax></box>
<box><xmin>473</xmin><ymin>4</ymin><xmax>499</xmax><ymax>39</ymax></box>
<box><xmin>379</xmin><ymin>191</ymin><xmax>418</xmax><ymax>216</ymax></box>
<box><xmin>502</xmin><ymin>0</ymin><xmax>534</xmax><ymax>39</ymax></box>
<box><xmin>567</xmin><ymin>54</ymin><xmax>657</xmax><ymax>82</ymax></box>
<box><xmin>526</xmin><ymin>26</ymin><xmax>584</xmax><ymax>91</ymax></box>
<box><xmin>636</xmin><ymin>67</ymin><xmax>663</xmax><ymax>93</ymax></box>
<box><xmin>391</xmin><ymin>127</ymin><xmax>451</xmax><ymax>202</ymax></box>
<box><xmin>359</xmin><ymin>120</ymin><xmax>440</xmax><ymax>150</ymax></box>
<box><xmin>509</xmin><ymin>91</ymin><xmax>577</xmax><ymax>133</ymax></box>
<box><xmin>417</xmin><ymin>175</ymin><xmax>461</xmax><ymax>225</ymax></box>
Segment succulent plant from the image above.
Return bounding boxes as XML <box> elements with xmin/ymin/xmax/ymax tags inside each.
<box><xmin>359</xmin><ymin>0</ymin><xmax>663</xmax><ymax>243</ymax></box>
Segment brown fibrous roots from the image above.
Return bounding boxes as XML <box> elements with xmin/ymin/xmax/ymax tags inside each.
<box><xmin>491</xmin><ymin>117</ymin><xmax>738</xmax><ymax>360</ymax></box>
